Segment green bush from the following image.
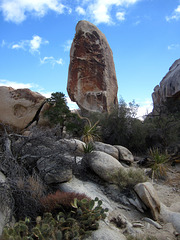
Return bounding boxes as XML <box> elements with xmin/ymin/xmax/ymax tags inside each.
<box><xmin>116</xmin><ymin>168</ymin><xmax>148</xmax><ymax>189</ymax></box>
<box><xmin>99</xmin><ymin>98</ymin><xmax>147</xmax><ymax>153</ymax></box>
<box><xmin>2</xmin><ymin>198</ymin><xmax>108</xmax><ymax>240</ymax></box>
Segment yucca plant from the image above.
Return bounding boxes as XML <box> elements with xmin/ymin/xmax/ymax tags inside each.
<box><xmin>83</xmin><ymin>142</ymin><xmax>94</xmax><ymax>153</ymax></box>
<box><xmin>148</xmin><ymin>148</ymin><xmax>170</xmax><ymax>180</ymax></box>
<box><xmin>76</xmin><ymin>111</ymin><xmax>100</xmax><ymax>144</ymax></box>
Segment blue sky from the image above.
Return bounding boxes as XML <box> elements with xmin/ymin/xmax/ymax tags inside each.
<box><xmin>0</xmin><ymin>0</ymin><xmax>180</xmax><ymax>118</ymax></box>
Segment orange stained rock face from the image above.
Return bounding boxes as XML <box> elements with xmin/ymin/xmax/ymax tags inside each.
<box><xmin>67</xmin><ymin>21</ymin><xmax>118</xmax><ymax>113</ymax></box>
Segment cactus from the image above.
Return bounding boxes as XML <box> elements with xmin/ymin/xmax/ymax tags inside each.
<box><xmin>2</xmin><ymin>197</ymin><xmax>108</xmax><ymax>240</ymax></box>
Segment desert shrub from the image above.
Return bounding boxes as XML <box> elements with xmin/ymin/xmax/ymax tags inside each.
<box><xmin>2</xmin><ymin>197</ymin><xmax>108</xmax><ymax>240</ymax></box>
<box><xmin>99</xmin><ymin>98</ymin><xmax>147</xmax><ymax>153</ymax></box>
<box><xmin>7</xmin><ymin>174</ymin><xmax>46</xmax><ymax>221</ymax></box>
<box><xmin>126</xmin><ymin>235</ymin><xmax>158</xmax><ymax>240</ymax></box>
<box><xmin>144</xmin><ymin>114</ymin><xmax>180</xmax><ymax>149</ymax></box>
<box><xmin>116</xmin><ymin>168</ymin><xmax>148</xmax><ymax>189</ymax></box>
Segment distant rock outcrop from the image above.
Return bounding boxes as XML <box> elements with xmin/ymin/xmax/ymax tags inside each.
<box><xmin>152</xmin><ymin>59</ymin><xmax>180</xmax><ymax>114</ymax></box>
<box><xmin>67</xmin><ymin>20</ymin><xmax>118</xmax><ymax>113</ymax></box>
<box><xmin>0</xmin><ymin>86</ymin><xmax>48</xmax><ymax>129</ymax></box>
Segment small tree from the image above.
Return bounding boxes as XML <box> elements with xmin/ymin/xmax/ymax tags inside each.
<box><xmin>44</xmin><ymin>92</ymin><xmax>84</xmax><ymax>137</ymax></box>
<box><xmin>45</xmin><ymin>92</ymin><xmax>70</xmax><ymax>126</ymax></box>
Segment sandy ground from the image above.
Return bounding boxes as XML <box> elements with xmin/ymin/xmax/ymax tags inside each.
<box><xmin>131</xmin><ymin>163</ymin><xmax>180</xmax><ymax>240</ymax></box>
<box><xmin>108</xmin><ymin>163</ymin><xmax>180</xmax><ymax>240</ymax></box>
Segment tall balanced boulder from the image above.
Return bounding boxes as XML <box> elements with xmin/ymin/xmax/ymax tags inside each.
<box><xmin>0</xmin><ymin>86</ymin><xmax>48</xmax><ymax>129</ymax></box>
<box><xmin>67</xmin><ymin>20</ymin><xmax>118</xmax><ymax>113</ymax></box>
<box><xmin>152</xmin><ymin>58</ymin><xmax>180</xmax><ymax>113</ymax></box>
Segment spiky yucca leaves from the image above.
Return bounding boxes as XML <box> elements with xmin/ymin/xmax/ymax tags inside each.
<box><xmin>40</xmin><ymin>190</ymin><xmax>91</xmax><ymax>212</ymax></box>
<box><xmin>148</xmin><ymin>148</ymin><xmax>170</xmax><ymax>179</ymax></box>
<box><xmin>2</xmin><ymin>197</ymin><xmax>108</xmax><ymax>240</ymax></box>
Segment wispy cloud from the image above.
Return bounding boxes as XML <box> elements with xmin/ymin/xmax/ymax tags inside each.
<box><xmin>168</xmin><ymin>44</ymin><xmax>180</xmax><ymax>50</ymax></box>
<box><xmin>63</xmin><ymin>39</ymin><xmax>72</xmax><ymax>52</ymax></box>
<box><xmin>0</xmin><ymin>79</ymin><xmax>34</xmax><ymax>89</ymax></box>
<box><xmin>11</xmin><ymin>35</ymin><xmax>48</xmax><ymax>54</ymax></box>
<box><xmin>86</xmin><ymin>0</ymin><xmax>141</xmax><ymax>24</ymax></box>
<box><xmin>116</xmin><ymin>11</ymin><xmax>125</xmax><ymax>21</ymax></box>
<box><xmin>0</xmin><ymin>0</ymin><xmax>71</xmax><ymax>23</ymax></box>
<box><xmin>66</xmin><ymin>97</ymin><xmax>78</xmax><ymax>110</ymax></box>
<box><xmin>1</xmin><ymin>40</ymin><xmax>6</xmax><ymax>47</ymax></box>
<box><xmin>166</xmin><ymin>4</ymin><xmax>180</xmax><ymax>22</ymax></box>
<box><xmin>76</xmin><ymin>6</ymin><xmax>86</xmax><ymax>15</ymax></box>
<box><xmin>40</xmin><ymin>56</ymin><xmax>63</xmax><ymax>66</ymax></box>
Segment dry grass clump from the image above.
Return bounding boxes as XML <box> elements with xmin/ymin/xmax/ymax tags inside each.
<box><xmin>40</xmin><ymin>190</ymin><xmax>91</xmax><ymax>212</ymax></box>
<box><xmin>117</xmin><ymin>167</ymin><xmax>148</xmax><ymax>189</ymax></box>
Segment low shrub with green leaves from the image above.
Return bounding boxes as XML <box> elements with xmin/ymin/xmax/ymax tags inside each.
<box><xmin>1</xmin><ymin>197</ymin><xmax>108</xmax><ymax>240</ymax></box>
<box><xmin>116</xmin><ymin>167</ymin><xmax>148</xmax><ymax>189</ymax></box>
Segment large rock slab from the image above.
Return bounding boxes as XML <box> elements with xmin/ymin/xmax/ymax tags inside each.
<box><xmin>93</xmin><ymin>141</ymin><xmax>119</xmax><ymax>160</ymax></box>
<box><xmin>0</xmin><ymin>86</ymin><xmax>48</xmax><ymax>129</ymax></box>
<box><xmin>85</xmin><ymin>151</ymin><xmax>125</xmax><ymax>183</ymax></box>
<box><xmin>115</xmin><ymin>145</ymin><xmax>134</xmax><ymax>164</ymax></box>
<box><xmin>37</xmin><ymin>154</ymin><xmax>73</xmax><ymax>184</ymax></box>
<box><xmin>152</xmin><ymin>58</ymin><xmax>180</xmax><ymax>113</ymax></box>
<box><xmin>57</xmin><ymin>139</ymin><xmax>85</xmax><ymax>156</ymax></box>
<box><xmin>160</xmin><ymin>203</ymin><xmax>180</xmax><ymax>234</ymax></box>
<box><xmin>134</xmin><ymin>182</ymin><xmax>161</xmax><ymax>221</ymax></box>
<box><xmin>67</xmin><ymin>20</ymin><xmax>118</xmax><ymax>113</ymax></box>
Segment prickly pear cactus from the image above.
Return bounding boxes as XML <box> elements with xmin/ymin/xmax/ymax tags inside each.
<box><xmin>1</xmin><ymin>197</ymin><xmax>108</xmax><ymax>240</ymax></box>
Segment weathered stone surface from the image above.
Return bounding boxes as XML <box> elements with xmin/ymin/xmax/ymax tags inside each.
<box><xmin>115</xmin><ymin>145</ymin><xmax>134</xmax><ymax>164</ymax></box>
<box><xmin>134</xmin><ymin>182</ymin><xmax>161</xmax><ymax>220</ymax></box>
<box><xmin>160</xmin><ymin>203</ymin><xmax>180</xmax><ymax>234</ymax></box>
<box><xmin>57</xmin><ymin>139</ymin><xmax>85</xmax><ymax>156</ymax></box>
<box><xmin>0</xmin><ymin>172</ymin><xmax>11</xmax><ymax>236</ymax></box>
<box><xmin>37</xmin><ymin>154</ymin><xmax>73</xmax><ymax>184</ymax></box>
<box><xmin>152</xmin><ymin>59</ymin><xmax>180</xmax><ymax>113</ymax></box>
<box><xmin>85</xmin><ymin>151</ymin><xmax>125</xmax><ymax>183</ymax></box>
<box><xmin>67</xmin><ymin>20</ymin><xmax>118</xmax><ymax>113</ymax></box>
<box><xmin>0</xmin><ymin>86</ymin><xmax>48</xmax><ymax>129</ymax></box>
<box><xmin>93</xmin><ymin>141</ymin><xmax>119</xmax><ymax>160</ymax></box>
<box><xmin>85</xmin><ymin>221</ymin><xmax>126</xmax><ymax>240</ymax></box>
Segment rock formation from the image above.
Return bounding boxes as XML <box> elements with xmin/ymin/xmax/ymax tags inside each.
<box><xmin>67</xmin><ymin>20</ymin><xmax>118</xmax><ymax>113</ymax></box>
<box><xmin>0</xmin><ymin>86</ymin><xmax>48</xmax><ymax>129</ymax></box>
<box><xmin>152</xmin><ymin>58</ymin><xmax>180</xmax><ymax>114</ymax></box>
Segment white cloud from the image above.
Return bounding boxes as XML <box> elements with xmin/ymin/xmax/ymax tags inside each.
<box><xmin>0</xmin><ymin>79</ymin><xmax>52</xmax><ymax>98</ymax></box>
<box><xmin>11</xmin><ymin>35</ymin><xmax>48</xmax><ymax>53</ymax></box>
<box><xmin>116</xmin><ymin>11</ymin><xmax>125</xmax><ymax>21</ymax></box>
<box><xmin>86</xmin><ymin>0</ymin><xmax>140</xmax><ymax>24</ymax></box>
<box><xmin>76</xmin><ymin>6</ymin><xmax>86</xmax><ymax>15</ymax></box>
<box><xmin>1</xmin><ymin>40</ymin><xmax>6</xmax><ymax>47</ymax></box>
<box><xmin>66</xmin><ymin>97</ymin><xmax>78</xmax><ymax>110</ymax></box>
<box><xmin>168</xmin><ymin>44</ymin><xmax>180</xmax><ymax>50</ymax></box>
<box><xmin>0</xmin><ymin>0</ymin><xmax>71</xmax><ymax>23</ymax></box>
<box><xmin>136</xmin><ymin>99</ymin><xmax>153</xmax><ymax>120</ymax></box>
<box><xmin>0</xmin><ymin>79</ymin><xmax>33</xmax><ymax>89</ymax></box>
<box><xmin>166</xmin><ymin>4</ymin><xmax>180</xmax><ymax>22</ymax></box>
<box><xmin>39</xmin><ymin>91</ymin><xmax>52</xmax><ymax>98</ymax></box>
<box><xmin>40</xmin><ymin>56</ymin><xmax>63</xmax><ymax>66</ymax></box>
<box><xmin>63</xmin><ymin>39</ymin><xmax>72</xmax><ymax>52</ymax></box>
